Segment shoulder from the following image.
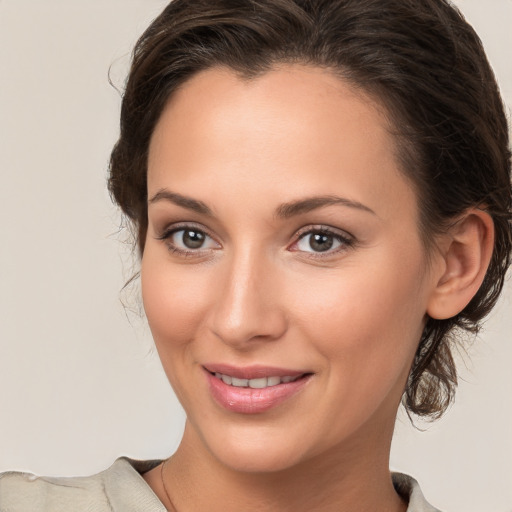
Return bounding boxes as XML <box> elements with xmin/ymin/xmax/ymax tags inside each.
<box><xmin>0</xmin><ymin>469</ymin><xmax>109</xmax><ymax>512</ymax></box>
<box><xmin>392</xmin><ymin>472</ymin><xmax>443</xmax><ymax>512</ymax></box>
<box><xmin>0</xmin><ymin>457</ymin><xmax>166</xmax><ymax>512</ymax></box>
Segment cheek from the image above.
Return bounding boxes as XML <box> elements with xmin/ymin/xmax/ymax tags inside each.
<box><xmin>291</xmin><ymin>249</ymin><xmax>427</xmax><ymax>384</ymax></box>
<box><xmin>141</xmin><ymin>250</ymin><xmax>213</xmax><ymax>347</ymax></box>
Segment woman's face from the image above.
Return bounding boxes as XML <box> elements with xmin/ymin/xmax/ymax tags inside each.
<box><xmin>142</xmin><ymin>65</ymin><xmax>439</xmax><ymax>472</ymax></box>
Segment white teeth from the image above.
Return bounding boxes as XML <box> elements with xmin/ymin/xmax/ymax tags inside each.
<box><xmin>231</xmin><ymin>377</ymin><xmax>249</xmax><ymax>387</ymax></box>
<box><xmin>267</xmin><ymin>376</ymin><xmax>281</xmax><ymax>387</ymax></box>
<box><xmin>221</xmin><ymin>374</ymin><xmax>232</xmax><ymax>385</ymax></box>
<box><xmin>214</xmin><ymin>373</ymin><xmax>302</xmax><ymax>388</ymax></box>
<box><xmin>248</xmin><ymin>377</ymin><xmax>267</xmax><ymax>389</ymax></box>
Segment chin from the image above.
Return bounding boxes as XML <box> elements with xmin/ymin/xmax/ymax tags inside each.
<box><xmin>195</xmin><ymin>422</ymin><xmax>314</xmax><ymax>474</ymax></box>
<box><xmin>214</xmin><ymin>444</ymin><xmax>306</xmax><ymax>474</ymax></box>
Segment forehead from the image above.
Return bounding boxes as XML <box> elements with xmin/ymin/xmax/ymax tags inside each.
<box><xmin>147</xmin><ymin>64</ymin><xmax>418</xmax><ymax>224</ymax></box>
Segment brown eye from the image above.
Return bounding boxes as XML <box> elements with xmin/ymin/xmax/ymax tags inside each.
<box><xmin>308</xmin><ymin>233</ymin><xmax>334</xmax><ymax>252</ymax></box>
<box><xmin>296</xmin><ymin>231</ymin><xmax>340</xmax><ymax>253</ymax></box>
<box><xmin>160</xmin><ymin>226</ymin><xmax>220</xmax><ymax>254</ymax></box>
<box><xmin>180</xmin><ymin>229</ymin><xmax>206</xmax><ymax>249</ymax></box>
<box><xmin>291</xmin><ymin>228</ymin><xmax>354</xmax><ymax>256</ymax></box>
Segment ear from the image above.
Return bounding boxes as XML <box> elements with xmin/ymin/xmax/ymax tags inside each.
<box><xmin>427</xmin><ymin>209</ymin><xmax>494</xmax><ymax>320</ymax></box>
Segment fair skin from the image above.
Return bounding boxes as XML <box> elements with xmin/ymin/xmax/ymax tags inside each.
<box><xmin>140</xmin><ymin>65</ymin><xmax>493</xmax><ymax>512</ymax></box>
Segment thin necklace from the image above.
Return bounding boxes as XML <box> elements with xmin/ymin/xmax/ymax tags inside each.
<box><xmin>160</xmin><ymin>458</ymin><xmax>178</xmax><ymax>512</ymax></box>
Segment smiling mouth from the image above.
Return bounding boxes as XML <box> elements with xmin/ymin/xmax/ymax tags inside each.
<box><xmin>210</xmin><ymin>371</ymin><xmax>305</xmax><ymax>389</ymax></box>
<box><xmin>204</xmin><ymin>367</ymin><xmax>313</xmax><ymax>413</ymax></box>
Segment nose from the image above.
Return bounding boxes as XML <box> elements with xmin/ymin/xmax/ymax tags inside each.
<box><xmin>208</xmin><ymin>248</ymin><xmax>288</xmax><ymax>350</ymax></box>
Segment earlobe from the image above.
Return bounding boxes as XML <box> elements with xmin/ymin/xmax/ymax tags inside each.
<box><xmin>427</xmin><ymin>209</ymin><xmax>494</xmax><ymax>320</ymax></box>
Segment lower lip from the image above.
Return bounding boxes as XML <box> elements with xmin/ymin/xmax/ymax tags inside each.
<box><xmin>206</xmin><ymin>371</ymin><xmax>311</xmax><ymax>414</ymax></box>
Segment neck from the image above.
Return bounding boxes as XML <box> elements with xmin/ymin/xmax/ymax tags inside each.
<box><xmin>161</xmin><ymin>420</ymin><xmax>406</xmax><ymax>512</ymax></box>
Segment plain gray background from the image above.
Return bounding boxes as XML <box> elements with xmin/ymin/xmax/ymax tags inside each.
<box><xmin>0</xmin><ymin>1</ymin><xmax>511</xmax><ymax>511</ymax></box>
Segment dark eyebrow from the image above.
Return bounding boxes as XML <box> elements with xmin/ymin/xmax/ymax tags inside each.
<box><xmin>148</xmin><ymin>189</ymin><xmax>213</xmax><ymax>216</ymax></box>
<box><xmin>148</xmin><ymin>190</ymin><xmax>375</xmax><ymax>219</ymax></box>
<box><xmin>275</xmin><ymin>195</ymin><xmax>376</xmax><ymax>218</ymax></box>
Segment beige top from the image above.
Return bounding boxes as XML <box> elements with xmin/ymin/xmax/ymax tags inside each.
<box><xmin>0</xmin><ymin>457</ymin><xmax>441</xmax><ymax>511</ymax></box>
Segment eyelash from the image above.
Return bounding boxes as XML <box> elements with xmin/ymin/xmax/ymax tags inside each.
<box><xmin>156</xmin><ymin>223</ymin><xmax>219</xmax><ymax>258</ymax></box>
<box><xmin>290</xmin><ymin>226</ymin><xmax>355</xmax><ymax>258</ymax></box>
<box><xmin>155</xmin><ymin>223</ymin><xmax>355</xmax><ymax>258</ymax></box>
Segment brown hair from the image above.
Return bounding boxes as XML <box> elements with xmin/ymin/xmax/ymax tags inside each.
<box><xmin>108</xmin><ymin>0</ymin><xmax>512</xmax><ymax>419</ymax></box>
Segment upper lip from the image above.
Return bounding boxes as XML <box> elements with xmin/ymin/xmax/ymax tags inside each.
<box><xmin>203</xmin><ymin>364</ymin><xmax>309</xmax><ymax>380</ymax></box>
